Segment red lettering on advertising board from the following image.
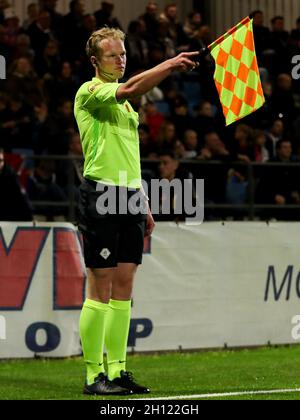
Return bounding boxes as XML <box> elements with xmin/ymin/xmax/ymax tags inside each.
<box><xmin>53</xmin><ymin>229</ymin><xmax>86</xmax><ymax>309</ymax></box>
<box><xmin>0</xmin><ymin>228</ymin><xmax>49</xmax><ymax>310</ymax></box>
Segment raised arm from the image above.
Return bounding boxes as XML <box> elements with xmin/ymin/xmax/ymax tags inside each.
<box><xmin>116</xmin><ymin>52</ymin><xmax>199</xmax><ymax>101</ymax></box>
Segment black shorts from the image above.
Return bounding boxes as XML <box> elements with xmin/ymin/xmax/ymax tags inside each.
<box><xmin>77</xmin><ymin>179</ymin><xmax>147</xmax><ymax>269</ymax></box>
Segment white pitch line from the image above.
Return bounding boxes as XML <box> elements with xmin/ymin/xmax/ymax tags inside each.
<box><xmin>133</xmin><ymin>388</ymin><xmax>300</xmax><ymax>400</ymax></box>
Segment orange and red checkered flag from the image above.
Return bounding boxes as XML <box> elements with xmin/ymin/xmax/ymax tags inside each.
<box><xmin>208</xmin><ymin>16</ymin><xmax>265</xmax><ymax>126</ymax></box>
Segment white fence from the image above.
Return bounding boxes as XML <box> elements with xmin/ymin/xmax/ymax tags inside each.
<box><xmin>0</xmin><ymin>222</ymin><xmax>300</xmax><ymax>358</ymax></box>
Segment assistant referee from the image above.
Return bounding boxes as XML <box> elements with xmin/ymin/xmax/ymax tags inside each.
<box><xmin>75</xmin><ymin>27</ymin><xmax>199</xmax><ymax>396</ymax></box>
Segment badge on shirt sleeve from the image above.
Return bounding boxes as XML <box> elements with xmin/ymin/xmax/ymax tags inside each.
<box><xmin>88</xmin><ymin>83</ymin><xmax>101</xmax><ymax>93</ymax></box>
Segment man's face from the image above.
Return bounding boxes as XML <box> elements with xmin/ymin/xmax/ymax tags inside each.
<box><xmin>83</xmin><ymin>14</ymin><xmax>97</xmax><ymax>32</ymax></box>
<box><xmin>38</xmin><ymin>11</ymin><xmax>51</xmax><ymax>29</ymax></box>
<box><xmin>147</xmin><ymin>3</ymin><xmax>158</xmax><ymax>16</ymax></box>
<box><xmin>278</xmin><ymin>74</ymin><xmax>292</xmax><ymax>91</ymax></box>
<box><xmin>98</xmin><ymin>39</ymin><xmax>127</xmax><ymax>80</ymax></box>
<box><xmin>199</xmin><ymin>102</ymin><xmax>213</xmax><ymax>117</ymax></box>
<box><xmin>61</xmin><ymin>101</ymin><xmax>73</xmax><ymax>116</ymax></box>
<box><xmin>205</xmin><ymin>133</ymin><xmax>226</xmax><ymax>155</ymax></box>
<box><xmin>74</xmin><ymin>0</ymin><xmax>85</xmax><ymax>15</ymax></box>
<box><xmin>159</xmin><ymin>155</ymin><xmax>178</xmax><ymax>180</ymax></box>
<box><xmin>0</xmin><ymin>153</ymin><xmax>4</xmax><ymax>174</ymax></box>
<box><xmin>273</xmin><ymin>18</ymin><xmax>284</xmax><ymax>32</ymax></box>
<box><xmin>278</xmin><ymin>142</ymin><xmax>292</xmax><ymax>160</ymax></box>
<box><xmin>166</xmin><ymin>6</ymin><xmax>177</xmax><ymax>20</ymax></box>
<box><xmin>253</xmin><ymin>12</ymin><xmax>263</xmax><ymax>26</ymax></box>
<box><xmin>272</xmin><ymin>120</ymin><xmax>284</xmax><ymax>136</ymax></box>
<box><xmin>184</xmin><ymin>130</ymin><xmax>198</xmax><ymax>150</ymax></box>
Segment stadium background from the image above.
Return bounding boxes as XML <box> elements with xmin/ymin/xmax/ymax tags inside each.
<box><xmin>1</xmin><ymin>0</ymin><xmax>300</xmax><ymax>400</ymax></box>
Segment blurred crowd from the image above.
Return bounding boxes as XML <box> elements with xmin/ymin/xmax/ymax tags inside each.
<box><xmin>0</xmin><ymin>1</ymin><xmax>300</xmax><ymax>221</ymax></box>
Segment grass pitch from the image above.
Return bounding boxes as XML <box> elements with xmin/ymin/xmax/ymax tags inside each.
<box><xmin>0</xmin><ymin>346</ymin><xmax>300</xmax><ymax>400</ymax></box>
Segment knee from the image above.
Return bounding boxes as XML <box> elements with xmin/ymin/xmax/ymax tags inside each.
<box><xmin>87</xmin><ymin>269</ymin><xmax>114</xmax><ymax>303</ymax></box>
<box><xmin>114</xmin><ymin>274</ymin><xmax>134</xmax><ymax>289</ymax></box>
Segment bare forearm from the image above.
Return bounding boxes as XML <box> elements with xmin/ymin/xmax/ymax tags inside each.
<box><xmin>117</xmin><ymin>52</ymin><xmax>199</xmax><ymax>100</ymax></box>
<box><xmin>122</xmin><ymin>61</ymin><xmax>173</xmax><ymax>98</ymax></box>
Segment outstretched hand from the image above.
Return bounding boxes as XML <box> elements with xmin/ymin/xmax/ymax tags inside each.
<box><xmin>170</xmin><ymin>52</ymin><xmax>200</xmax><ymax>73</ymax></box>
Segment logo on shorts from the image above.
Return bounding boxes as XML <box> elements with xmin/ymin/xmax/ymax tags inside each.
<box><xmin>100</xmin><ymin>248</ymin><xmax>111</xmax><ymax>260</ymax></box>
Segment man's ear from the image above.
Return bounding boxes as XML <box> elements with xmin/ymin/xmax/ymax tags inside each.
<box><xmin>91</xmin><ymin>56</ymin><xmax>98</xmax><ymax>68</ymax></box>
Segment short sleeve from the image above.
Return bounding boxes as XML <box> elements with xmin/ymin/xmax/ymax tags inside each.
<box><xmin>81</xmin><ymin>82</ymin><xmax>126</xmax><ymax>110</ymax></box>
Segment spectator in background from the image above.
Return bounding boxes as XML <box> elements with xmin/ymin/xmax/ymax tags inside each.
<box><xmin>144</xmin><ymin>101</ymin><xmax>165</xmax><ymax>141</ymax></box>
<box><xmin>229</xmin><ymin>124</ymin><xmax>254</xmax><ymax>162</ymax></box>
<box><xmin>272</xmin><ymin>73</ymin><xmax>296</xmax><ymax>126</ymax></box>
<box><xmin>44</xmin><ymin>61</ymin><xmax>79</xmax><ymax>109</ymax></box>
<box><xmin>159</xmin><ymin>3</ymin><xmax>188</xmax><ymax>51</ymax></box>
<box><xmin>226</xmin><ymin>166</ymin><xmax>249</xmax><ymax>208</ymax></box>
<box><xmin>183</xmin><ymin>11</ymin><xmax>202</xmax><ymax>39</ymax></box>
<box><xmin>61</xmin><ymin>0</ymin><xmax>85</xmax><ymax>61</ymax></box>
<box><xmin>257</xmin><ymin>140</ymin><xmax>300</xmax><ymax>220</ymax></box>
<box><xmin>251</xmin><ymin>10</ymin><xmax>270</xmax><ymax>60</ymax></box>
<box><xmin>77</xmin><ymin>14</ymin><xmax>98</xmax><ymax>59</ymax></box>
<box><xmin>39</xmin><ymin>0</ymin><xmax>63</xmax><ymax>38</ymax></box>
<box><xmin>253</xmin><ymin>129</ymin><xmax>270</xmax><ymax>162</ymax></box>
<box><xmin>0</xmin><ymin>94</ymin><xmax>11</xmax><ymax>150</ymax></box>
<box><xmin>56</xmin><ymin>130</ymin><xmax>84</xmax><ymax>200</ymax></box>
<box><xmin>270</xmin><ymin>15</ymin><xmax>289</xmax><ymax>46</ymax></box>
<box><xmin>189</xmin><ymin>24</ymin><xmax>212</xmax><ymax>49</ymax></box>
<box><xmin>169</xmin><ymin>96</ymin><xmax>195</xmax><ymax>140</ymax></box>
<box><xmin>62</xmin><ymin>0</ymin><xmax>85</xmax><ymax>33</ymax></box>
<box><xmin>27</xmin><ymin>10</ymin><xmax>55</xmax><ymax>57</ymax></box>
<box><xmin>148</xmin><ymin>20</ymin><xmax>177</xmax><ymax>65</ymax></box>
<box><xmin>265</xmin><ymin>118</ymin><xmax>284</xmax><ymax>158</ymax></box>
<box><xmin>293</xmin><ymin>113</ymin><xmax>300</xmax><ymax>145</ymax></box>
<box><xmin>254</xmin><ymin>82</ymin><xmax>277</xmax><ymax>129</ymax></box>
<box><xmin>0</xmin><ymin>1</ymin><xmax>9</xmax><ymax>26</ymax></box>
<box><xmin>140</xmin><ymin>81</ymin><xmax>164</xmax><ymax>107</ymax></box>
<box><xmin>0</xmin><ymin>23</ymin><xmax>11</xmax><ymax>61</ymax></box>
<box><xmin>32</xmin><ymin>99</ymin><xmax>75</xmax><ymax>155</ymax></box>
<box><xmin>139</xmin><ymin>124</ymin><xmax>158</xmax><ymax>159</ymax></box>
<box><xmin>125</xmin><ymin>20</ymin><xmax>149</xmax><ymax>75</ymax></box>
<box><xmin>157</xmin><ymin>121</ymin><xmax>178</xmax><ymax>151</ymax></box>
<box><xmin>173</xmin><ymin>139</ymin><xmax>186</xmax><ymax>159</ymax></box>
<box><xmin>0</xmin><ymin>148</ymin><xmax>33</xmax><ymax>221</ymax></box>
<box><xmin>12</xmin><ymin>34</ymin><xmax>35</xmax><ymax>62</ymax></box>
<box><xmin>94</xmin><ymin>1</ymin><xmax>122</xmax><ymax>30</ymax></box>
<box><xmin>194</xmin><ymin>101</ymin><xmax>217</xmax><ymax>141</ymax></box>
<box><xmin>157</xmin><ymin>149</ymin><xmax>195</xmax><ymax>221</ymax></box>
<box><xmin>66</xmin><ymin>130</ymin><xmax>84</xmax><ymax>186</ymax></box>
<box><xmin>269</xmin><ymin>16</ymin><xmax>290</xmax><ymax>75</ymax></box>
<box><xmin>46</xmin><ymin>99</ymin><xmax>76</xmax><ymax>155</ymax></box>
<box><xmin>31</xmin><ymin>100</ymin><xmax>53</xmax><ymax>153</ymax></box>
<box><xmin>139</xmin><ymin>1</ymin><xmax>159</xmax><ymax>37</ymax></box>
<box><xmin>5</xmin><ymin>57</ymin><xmax>42</xmax><ymax>106</ymax></box>
<box><xmin>22</xmin><ymin>3</ymin><xmax>39</xmax><ymax>31</ymax></box>
<box><xmin>3</xmin><ymin>96</ymin><xmax>33</xmax><ymax>151</ymax></box>
<box><xmin>199</xmin><ymin>132</ymin><xmax>231</xmax><ymax>161</ymax></box>
<box><xmin>183</xmin><ymin>129</ymin><xmax>199</xmax><ymax>159</ymax></box>
<box><xmin>27</xmin><ymin>158</ymin><xmax>67</xmax><ymax>220</ymax></box>
<box><xmin>35</xmin><ymin>39</ymin><xmax>61</xmax><ymax>78</ymax></box>
<box><xmin>3</xmin><ymin>7</ymin><xmax>22</xmax><ymax>49</ymax></box>
<box><xmin>199</xmin><ymin>132</ymin><xmax>231</xmax><ymax>205</ymax></box>
<box><xmin>291</xmin><ymin>17</ymin><xmax>300</xmax><ymax>44</ymax></box>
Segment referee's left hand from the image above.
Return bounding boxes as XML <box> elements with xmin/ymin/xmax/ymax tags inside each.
<box><xmin>145</xmin><ymin>211</ymin><xmax>155</xmax><ymax>238</ymax></box>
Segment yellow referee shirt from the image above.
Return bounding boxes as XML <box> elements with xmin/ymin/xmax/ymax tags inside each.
<box><xmin>74</xmin><ymin>78</ymin><xmax>142</xmax><ymax>189</ymax></box>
